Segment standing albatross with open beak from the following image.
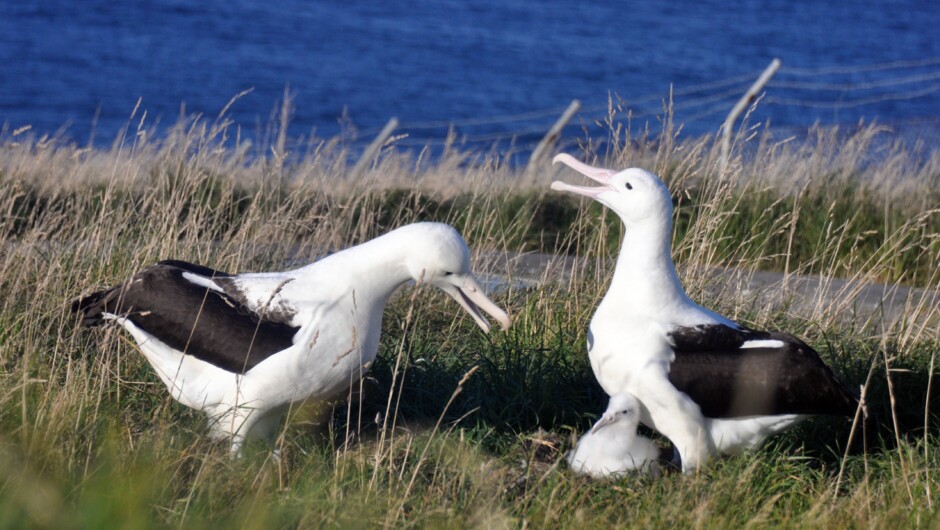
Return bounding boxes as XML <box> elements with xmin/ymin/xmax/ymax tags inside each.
<box><xmin>73</xmin><ymin>222</ymin><xmax>511</xmax><ymax>455</ymax></box>
<box><xmin>551</xmin><ymin>154</ymin><xmax>860</xmax><ymax>472</ymax></box>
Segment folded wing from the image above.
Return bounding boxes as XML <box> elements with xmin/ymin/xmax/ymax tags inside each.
<box><xmin>667</xmin><ymin>324</ymin><xmax>859</xmax><ymax>418</ymax></box>
<box><xmin>72</xmin><ymin>260</ymin><xmax>301</xmax><ymax>373</ymax></box>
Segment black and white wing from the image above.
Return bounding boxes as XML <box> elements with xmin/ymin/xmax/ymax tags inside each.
<box><xmin>666</xmin><ymin>324</ymin><xmax>859</xmax><ymax>418</ymax></box>
<box><xmin>72</xmin><ymin>260</ymin><xmax>300</xmax><ymax>374</ymax></box>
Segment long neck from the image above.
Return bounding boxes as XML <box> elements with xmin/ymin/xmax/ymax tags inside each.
<box><xmin>295</xmin><ymin>232</ymin><xmax>415</xmax><ymax>305</ymax></box>
<box><xmin>604</xmin><ymin>217</ymin><xmax>690</xmax><ymax>315</ymax></box>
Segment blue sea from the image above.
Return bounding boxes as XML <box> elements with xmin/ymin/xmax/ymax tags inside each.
<box><xmin>2</xmin><ymin>0</ymin><xmax>939</xmax><ymax>153</ymax></box>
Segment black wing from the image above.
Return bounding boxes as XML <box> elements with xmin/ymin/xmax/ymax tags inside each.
<box><xmin>155</xmin><ymin>259</ymin><xmax>232</xmax><ymax>278</ymax></box>
<box><xmin>72</xmin><ymin>262</ymin><xmax>299</xmax><ymax>374</ymax></box>
<box><xmin>667</xmin><ymin>324</ymin><xmax>859</xmax><ymax>418</ymax></box>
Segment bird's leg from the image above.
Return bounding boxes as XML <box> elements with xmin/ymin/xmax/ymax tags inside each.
<box><xmin>636</xmin><ymin>377</ymin><xmax>714</xmax><ymax>473</ymax></box>
<box><xmin>245</xmin><ymin>405</ymin><xmax>288</xmax><ymax>461</ymax></box>
<box><xmin>229</xmin><ymin>435</ymin><xmax>246</xmax><ymax>459</ymax></box>
<box><xmin>208</xmin><ymin>404</ymin><xmax>260</xmax><ymax>459</ymax></box>
<box><xmin>246</xmin><ymin>410</ymin><xmax>283</xmax><ymax>442</ymax></box>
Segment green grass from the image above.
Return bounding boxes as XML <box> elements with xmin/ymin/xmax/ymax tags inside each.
<box><xmin>1</xmin><ymin>110</ymin><xmax>939</xmax><ymax>528</ymax></box>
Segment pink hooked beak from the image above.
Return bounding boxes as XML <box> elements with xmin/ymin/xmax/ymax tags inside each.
<box><xmin>550</xmin><ymin>153</ymin><xmax>617</xmax><ymax>198</ymax></box>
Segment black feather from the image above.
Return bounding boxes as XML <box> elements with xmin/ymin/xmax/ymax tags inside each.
<box><xmin>667</xmin><ymin>324</ymin><xmax>859</xmax><ymax>418</ymax></box>
<box><xmin>72</xmin><ymin>261</ymin><xmax>299</xmax><ymax>373</ymax></box>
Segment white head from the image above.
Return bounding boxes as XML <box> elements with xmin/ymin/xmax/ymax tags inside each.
<box><xmin>591</xmin><ymin>393</ymin><xmax>642</xmax><ymax>434</ymax></box>
<box><xmin>395</xmin><ymin>223</ymin><xmax>511</xmax><ymax>333</ymax></box>
<box><xmin>550</xmin><ymin>154</ymin><xmax>673</xmax><ymax>229</ymax></box>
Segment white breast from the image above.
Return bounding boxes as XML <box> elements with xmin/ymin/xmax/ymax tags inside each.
<box><xmin>587</xmin><ymin>313</ymin><xmax>674</xmax><ymax>396</ymax></box>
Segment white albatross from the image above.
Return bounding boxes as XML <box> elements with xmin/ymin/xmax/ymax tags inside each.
<box><xmin>72</xmin><ymin>222</ymin><xmax>511</xmax><ymax>455</ymax></box>
<box><xmin>551</xmin><ymin>154</ymin><xmax>860</xmax><ymax>472</ymax></box>
<box><xmin>567</xmin><ymin>393</ymin><xmax>661</xmax><ymax>477</ymax></box>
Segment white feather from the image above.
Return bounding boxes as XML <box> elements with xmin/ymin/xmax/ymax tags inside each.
<box><xmin>181</xmin><ymin>272</ymin><xmax>224</xmax><ymax>292</ymax></box>
<box><xmin>740</xmin><ymin>339</ymin><xmax>785</xmax><ymax>349</ymax></box>
<box><xmin>567</xmin><ymin>393</ymin><xmax>660</xmax><ymax>477</ymax></box>
<box><xmin>93</xmin><ymin>223</ymin><xmax>510</xmax><ymax>455</ymax></box>
<box><xmin>552</xmin><ymin>155</ymin><xmax>808</xmax><ymax>472</ymax></box>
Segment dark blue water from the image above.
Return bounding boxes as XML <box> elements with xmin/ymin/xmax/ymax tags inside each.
<box><xmin>2</xmin><ymin>0</ymin><xmax>939</xmax><ymax>152</ymax></box>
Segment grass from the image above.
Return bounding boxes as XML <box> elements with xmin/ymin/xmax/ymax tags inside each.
<box><xmin>1</xmin><ymin>104</ymin><xmax>939</xmax><ymax>528</ymax></box>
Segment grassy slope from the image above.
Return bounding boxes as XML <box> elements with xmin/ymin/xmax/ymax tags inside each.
<box><xmin>1</xmin><ymin>117</ymin><xmax>939</xmax><ymax>528</ymax></box>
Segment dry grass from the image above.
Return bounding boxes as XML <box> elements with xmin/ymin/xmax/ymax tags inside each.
<box><xmin>1</xmin><ymin>105</ymin><xmax>939</xmax><ymax>528</ymax></box>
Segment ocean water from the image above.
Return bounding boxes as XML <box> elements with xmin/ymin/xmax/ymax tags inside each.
<box><xmin>2</xmin><ymin>0</ymin><xmax>939</xmax><ymax>152</ymax></box>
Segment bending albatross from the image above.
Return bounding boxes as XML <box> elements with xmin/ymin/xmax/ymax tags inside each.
<box><xmin>551</xmin><ymin>154</ymin><xmax>860</xmax><ymax>472</ymax></box>
<box><xmin>72</xmin><ymin>222</ymin><xmax>511</xmax><ymax>455</ymax></box>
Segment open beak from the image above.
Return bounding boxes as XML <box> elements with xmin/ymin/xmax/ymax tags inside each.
<box><xmin>590</xmin><ymin>413</ymin><xmax>616</xmax><ymax>434</ymax></box>
<box><xmin>550</xmin><ymin>153</ymin><xmax>616</xmax><ymax>198</ymax></box>
<box><xmin>444</xmin><ymin>276</ymin><xmax>511</xmax><ymax>333</ymax></box>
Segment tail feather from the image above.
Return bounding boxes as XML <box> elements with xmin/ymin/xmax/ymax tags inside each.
<box><xmin>71</xmin><ymin>287</ymin><xmax>119</xmax><ymax>327</ymax></box>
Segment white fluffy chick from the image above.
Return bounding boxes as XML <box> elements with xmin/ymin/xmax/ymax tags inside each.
<box><xmin>567</xmin><ymin>393</ymin><xmax>661</xmax><ymax>478</ymax></box>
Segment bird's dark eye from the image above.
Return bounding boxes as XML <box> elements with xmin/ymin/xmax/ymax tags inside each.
<box><xmin>625</xmin><ymin>182</ymin><xmax>633</xmax><ymax>190</ymax></box>
<box><xmin>443</xmin><ymin>271</ymin><xmax>453</xmax><ymax>276</ymax></box>
<box><xmin>622</xmin><ymin>410</ymin><xmax>629</xmax><ymax>414</ymax></box>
